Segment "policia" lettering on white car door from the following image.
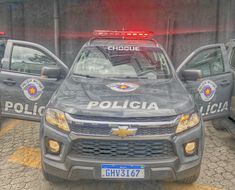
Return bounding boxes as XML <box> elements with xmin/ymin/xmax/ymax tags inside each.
<box><xmin>199</xmin><ymin>101</ymin><xmax>228</xmax><ymax>116</ymax></box>
<box><xmin>87</xmin><ymin>101</ymin><xmax>159</xmax><ymax>110</ymax></box>
<box><xmin>4</xmin><ymin>101</ymin><xmax>45</xmax><ymax>116</ymax></box>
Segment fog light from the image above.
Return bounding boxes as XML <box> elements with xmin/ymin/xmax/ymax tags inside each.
<box><xmin>185</xmin><ymin>141</ymin><xmax>197</xmax><ymax>155</ymax></box>
<box><xmin>48</xmin><ymin>139</ymin><xmax>61</xmax><ymax>154</ymax></box>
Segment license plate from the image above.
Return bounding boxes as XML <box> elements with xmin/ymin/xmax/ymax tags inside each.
<box><xmin>101</xmin><ymin>164</ymin><xmax>145</xmax><ymax>179</ymax></box>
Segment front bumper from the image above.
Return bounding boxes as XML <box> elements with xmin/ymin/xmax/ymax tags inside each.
<box><xmin>40</xmin><ymin>120</ymin><xmax>204</xmax><ymax>181</ymax></box>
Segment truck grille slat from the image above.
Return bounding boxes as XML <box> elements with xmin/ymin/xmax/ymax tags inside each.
<box><xmin>70</xmin><ymin>124</ymin><xmax>175</xmax><ymax>136</ymax></box>
<box><xmin>70</xmin><ymin>139</ymin><xmax>175</xmax><ymax>159</ymax></box>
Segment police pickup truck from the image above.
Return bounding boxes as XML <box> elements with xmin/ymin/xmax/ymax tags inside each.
<box><xmin>0</xmin><ymin>30</ymin><xmax>235</xmax><ymax>184</ymax></box>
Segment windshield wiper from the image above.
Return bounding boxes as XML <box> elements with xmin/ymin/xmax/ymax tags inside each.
<box><xmin>108</xmin><ymin>76</ymin><xmax>149</xmax><ymax>79</ymax></box>
<box><xmin>128</xmin><ymin>76</ymin><xmax>148</xmax><ymax>79</ymax></box>
<box><xmin>72</xmin><ymin>73</ymin><xmax>97</xmax><ymax>78</ymax></box>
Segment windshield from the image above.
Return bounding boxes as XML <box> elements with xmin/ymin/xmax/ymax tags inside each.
<box><xmin>72</xmin><ymin>46</ymin><xmax>172</xmax><ymax>79</ymax></box>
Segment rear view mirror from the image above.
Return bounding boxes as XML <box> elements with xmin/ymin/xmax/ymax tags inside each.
<box><xmin>182</xmin><ymin>69</ymin><xmax>202</xmax><ymax>81</ymax></box>
<box><xmin>41</xmin><ymin>66</ymin><xmax>61</xmax><ymax>79</ymax></box>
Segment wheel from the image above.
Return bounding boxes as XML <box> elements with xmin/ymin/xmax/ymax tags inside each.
<box><xmin>42</xmin><ymin>166</ymin><xmax>64</xmax><ymax>183</ymax></box>
<box><xmin>212</xmin><ymin>118</ymin><xmax>226</xmax><ymax>130</ymax></box>
<box><xmin>177</xmin><ymin>166</ymin><xmax>200</xmax><ymax>184</ymax></box>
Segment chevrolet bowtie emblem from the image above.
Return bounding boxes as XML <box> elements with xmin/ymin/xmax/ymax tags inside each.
<box><xmin>111</xmin><ymin>126</ymin><xmax>137</xmax><ymax>138</ymax></box>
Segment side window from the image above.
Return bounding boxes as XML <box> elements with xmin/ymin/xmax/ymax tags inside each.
<box><xmin>230</xmin><ymin>49</ymin><xmax>235</xmax><ymax>69</ymax></box>
<box><xmin>185</xmin><ymin>47</ymin><xmax>224</xmax><ymax>77</ymax></box>
<box><xmin>10</xmin><ymin>45</ymin><xmax>56</xmax><ymax>75</ymax></box>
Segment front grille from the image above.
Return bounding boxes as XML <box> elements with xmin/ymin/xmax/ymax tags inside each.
<box><xmin>70</xmin><ymin>139</ymin><xmax>175</xmax><ymax>160</ymax></box>
<box><xmin>70</xmin><ymin>124</ymin><xmax>175</xmax><ymax>136</ymax></box>
<box><xmin>69</xmin><ymin>114</ymin><xmax>177</xmax><ymax>122</ymax></box>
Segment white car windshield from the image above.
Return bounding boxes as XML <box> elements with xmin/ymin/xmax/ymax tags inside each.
<box><xmin>73</xmin><ymin>46</ymin><xmax>172</xmax><ymax>79</ymax></box>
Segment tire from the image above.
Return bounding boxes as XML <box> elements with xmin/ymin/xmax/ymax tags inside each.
<box><xmin>212</xmin><ymin>118</ymin><xmax>225</xmax><ymax>130</ymax></box>
<box><xmin>177</xmin><ymin>166</ymin><xmax>200</xmax><ymax>184</ymax></box>
<box><xmin>42</xmin><ymin>167</ymin><xmax>64</xmax><ymax>183</ymax></box>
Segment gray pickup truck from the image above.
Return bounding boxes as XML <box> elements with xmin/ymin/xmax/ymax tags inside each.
<box><xmin>0</xmin><ymin>31</ymin><xmax>235</xmax><ymax>184</ymax></box>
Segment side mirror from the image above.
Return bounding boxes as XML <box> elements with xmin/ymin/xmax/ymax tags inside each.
<box><xmin>41</xmin><ymin>66</ymin><xmax>61</xmax><ymax>78</ymax></box>
<box><xmin>182</xmin><ymin>69</ymin><xmax>202</xmax><ymax>81</ymax></box>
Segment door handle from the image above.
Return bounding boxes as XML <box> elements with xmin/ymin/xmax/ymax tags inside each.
<box><xmin>3</xmin><ymin>79</ymin><xmax>16</xmax><ymax>86</ymax></box>
<box><xmin>220</xmin><ymin>80</ymin><xmax>231</xmax><ymax>87</ymax></box>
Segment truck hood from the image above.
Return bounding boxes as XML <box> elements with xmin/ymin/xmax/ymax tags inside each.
<box><xmin>50</xmin><ymin>76</ymin><xmax>194</xmax><ymax>118</ymax></box>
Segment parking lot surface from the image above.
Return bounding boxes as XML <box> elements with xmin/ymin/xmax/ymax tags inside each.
<box><xmin>0</xmin><ymin>119</ymin><xmax>235</xmax><ymax>190</ymax></box>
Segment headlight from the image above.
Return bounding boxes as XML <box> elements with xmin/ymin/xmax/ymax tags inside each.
<box><xmin>176</xmin><ymin>112</ymin><xmax>200</xmax><ymax>134</ymax></box>
<box><xmin>45</xmin><ymin>108</ymin><xmax>70</xmax><ymax>132</ymax></box>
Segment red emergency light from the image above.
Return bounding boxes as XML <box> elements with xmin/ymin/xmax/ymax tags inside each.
<box><xmin>0</xmin><ymin>31</ymin><xmax>6</xmax><ymax>36</ymax></box>
<box><xmin>93</xmin><ymin>30</ymin><xmax>154</xmax><ymax>39</ymax></box>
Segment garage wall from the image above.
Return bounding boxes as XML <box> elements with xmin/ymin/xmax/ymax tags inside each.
<box><xmin>0</xmin><ymin>3</ymin><xmax>8</xmax><ymax>34</ymax></box>
<box><xmin>1</xmin><ymin>0</ymin><xmax>235</xmax><ymax>67</ymax></box>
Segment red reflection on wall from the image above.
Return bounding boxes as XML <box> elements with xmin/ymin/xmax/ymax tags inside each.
<box><xmin>103</xmin><ymin>0</ymin><xmax>166</xmax><ymax>30</ymax></box>
<box><xmin>0</xmin><ymin>31</ymin><xmax>6</xmax><ymax>36</ymax></box>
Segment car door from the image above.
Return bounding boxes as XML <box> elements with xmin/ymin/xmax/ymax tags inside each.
<box><xmin>227</xmin><ymin>39</ymin><xmax>235</xmax><ymax>120</ymax></box>
<box><xmin>0</xmin><ymin>40</ymin><xmax>69</xmax><ymax>121</ymax></box>
<box><xmin>176</xmin><ymin>44</ymin><xmax>233</xmax><ymax>121</ymax></box>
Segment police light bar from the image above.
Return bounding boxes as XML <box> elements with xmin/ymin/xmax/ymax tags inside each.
<box><xmin>0</xmin><ymin>31</ymin><xmax>6</xmax><ymax>36</ymax></box>
<box><xmin>93</xmin><ymin>30</ymin><xmax>154</xmax><ymax>39</ymax></box>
